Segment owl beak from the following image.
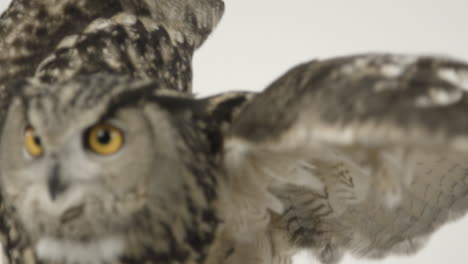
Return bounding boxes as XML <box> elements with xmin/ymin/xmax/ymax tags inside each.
<box><xmin>47</xmin><ymin>165</ymin><xmax>68</xmax><ymax>201</ymax></box>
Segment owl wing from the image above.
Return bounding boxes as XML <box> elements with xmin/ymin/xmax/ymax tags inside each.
<box><xmin>0</xmin><ymin>0</ymin><xmax>224</xmax><ymax>96</ymax></box>
<box><xmin>223</xmin><ymin>53</ymin><xmax>468</xmax><ymax>263</ymax></box>
<box><xmin>0</xmin><ymin>0</ymin><xmax>224</xmax><ymax>83</ymax></box>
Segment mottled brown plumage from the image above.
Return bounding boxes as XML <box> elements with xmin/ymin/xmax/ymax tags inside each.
<box><xmin>2</xmin><ymin>1</ymin><xmax>468</xmax><ymax>264</ymax></box>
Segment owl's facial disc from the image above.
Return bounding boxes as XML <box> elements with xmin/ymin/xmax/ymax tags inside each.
<box><xmin>0</xmin><ymin>79</ymin><xmax>206</xmax><ymax>263</ymax></box>
<box><xmin>0</xmin><ymin>97</ymin><xmax>163</xmax><ymax>246</ymax></box>
<box><xmin>22</xmin><ymin>123</ymin><xmax>126</xmax><ymax>202</ymax></box>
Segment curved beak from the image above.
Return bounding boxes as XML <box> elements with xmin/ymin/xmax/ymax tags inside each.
<box><xmin>47</xmin><ymin>165</ymin><xmax>68</xmax><ymax>201</ymax></box>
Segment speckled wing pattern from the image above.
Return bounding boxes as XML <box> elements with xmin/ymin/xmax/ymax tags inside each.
<box><xmin>0</xmin><ymin>0</ymin><xmax>224</xmax><ymax>91</ymax></box>
<box><xmin>4</xmin><ymin>1</ymin><xmax>468</xmax><ymax>264</ymax></box>
<box><xmin>224</xmin><ymin>54</ymin><xmax>468</xmax><ymax>263</ymax></box>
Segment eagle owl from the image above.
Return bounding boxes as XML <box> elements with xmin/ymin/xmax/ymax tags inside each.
<box><xmin>1</xmin><ymin>1</ymin><xmax>468</xmax><ymax>264</ymax></box>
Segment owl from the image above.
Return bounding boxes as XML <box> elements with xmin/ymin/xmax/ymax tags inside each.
<box><xmin>1</xmin><ymin>1</ymin><xmax>468</xmax><ymax>264</ymax></box>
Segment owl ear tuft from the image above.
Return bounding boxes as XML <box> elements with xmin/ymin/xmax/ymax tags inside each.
<box><xmin>135</xmin><ymin>0</ymin><xmax>225</xmax><ymax>49</ymax></box>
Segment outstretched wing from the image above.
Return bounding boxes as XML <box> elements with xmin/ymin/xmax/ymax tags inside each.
<box><xmin>223</xmin><ymin>54</ymin><xmax>468</xmax><ymax>263</ymax></box>
<box><xmin>0</xmin><ymin>0</ymin><xmax>224</xmax><ymax>99</ymax></box>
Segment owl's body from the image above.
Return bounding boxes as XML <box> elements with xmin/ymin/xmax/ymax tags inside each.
<box><xmin>0</xmin><ymin>1</ymin><xmax>232</xmax><ymax>263</ymax></box>
<box><xmin>2</xmin><ymin>1</ymin><xmax>468</xmax><ymax>264</ymax></box>
<box><xmin>1</xmin><ymin>75</ymin><xmax>229</xmax><ymax>263</ymax></box>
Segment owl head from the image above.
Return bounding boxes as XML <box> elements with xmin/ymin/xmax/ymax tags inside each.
<box><xmin>0</xmin><ymin>74</ymin><xmax>227</xmax><ymax>263</ymax></box>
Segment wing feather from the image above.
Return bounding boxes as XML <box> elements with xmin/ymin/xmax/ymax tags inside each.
<box><xmin>230</xmin><ymin>54</ymin><xmax>468</xmax><ymax>150</ymax></box>
<box><xmin>223</xmin><ymin>53</ymin><xmax>468</xmax><ymax>263</ymax></box>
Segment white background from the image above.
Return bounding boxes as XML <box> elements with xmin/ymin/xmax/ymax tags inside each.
<box><xmin>2</xmin><ymin>0</ymin><xmax>468</xmax><ymax>263</ymax></box>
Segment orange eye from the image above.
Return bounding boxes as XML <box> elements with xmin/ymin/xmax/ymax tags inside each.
<box><xmin>24</xmin><ymin>126</ymin><xmax>43</xmax><ymax>157</ymax></box>
<box><xmin>86</xmin><ymin>124</ymin><xmax>124</xmax><ymax>155</ymax></box>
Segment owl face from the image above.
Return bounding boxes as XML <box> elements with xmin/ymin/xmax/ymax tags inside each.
<box><xmin>0</xmin><ymin>75</ymin><xmax>218</xmax><ymax>262</ymax></box>
<box><xmin>3</xmin><ymin>102</ymin><xmax>152</xmax><ymax>238</ymax></box>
